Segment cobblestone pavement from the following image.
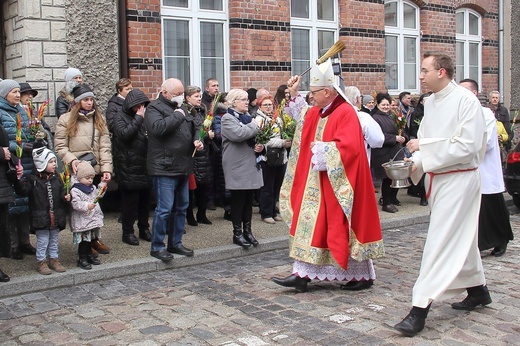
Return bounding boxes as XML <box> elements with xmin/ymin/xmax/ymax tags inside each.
<box><xmin>0</xmin><ymin>218</ymin><xmax>518</xmax><ymax>345</ymax></box>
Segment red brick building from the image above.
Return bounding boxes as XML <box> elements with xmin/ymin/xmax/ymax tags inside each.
<box><xmin>124</xmin><ymin>0</ymin><xmax>502</xmax><ymax>98</ymax></box>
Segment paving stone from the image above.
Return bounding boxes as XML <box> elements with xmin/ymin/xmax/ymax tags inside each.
<box><xmin>139</xmin><ymin>325</ymin><xmax>175</xmax><ymax>335</ymax></box>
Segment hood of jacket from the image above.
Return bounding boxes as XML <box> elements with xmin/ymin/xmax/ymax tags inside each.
<box><xmin>122</xmin><ymin>90</ymin><xmax>150</xmax><ymax>114</ymax></box>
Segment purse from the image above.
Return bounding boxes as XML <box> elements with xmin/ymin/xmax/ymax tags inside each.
<box><xmin>76</xmin><ymin>120</ymin><xmax>98</xmax><ymax>166</ymax></box>
<box><xmin>265</xmin><ymin>147</ymin><xmax>285</xmax><ymax>167</ymax></box>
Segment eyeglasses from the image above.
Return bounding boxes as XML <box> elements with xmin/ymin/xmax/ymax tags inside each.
<box><xmin>261</xmin><ymin>104</ymin><xmax>273</xmax><ymax>108</ymax></box>
<box><xmin>309</xmin><ymin>88</ymin><xmax>326</xmax><ymax>95</ymax></box>
<box><xmin>420</xmin><ymin>68</ymin><xmax>439</xmax><ymax>75</ymax></box>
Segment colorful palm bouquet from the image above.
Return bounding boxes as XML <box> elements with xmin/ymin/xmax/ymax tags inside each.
<box><xmin>256</xmin><ymin>115</ymin><xmax>278</xmax><ymax>144</ymax></box>
<box><xmin>25</xmin><ymin>100</ymin><xmax>50</xmax><ymax>139</ymax></box>
<box><xmin>59</xmin><ymin>164</ymin><xmax>71</xmax><ymax>195</ymax></box>
<box><xmin>199</xmin><ymin>93</ymin><xmax>221</xmax><ymax>141</ymax></box>
<box><xmin>93</xmin><ymin>184</ymin><xmax>107</xmax><ymax>204</ymax></box>
<box><xmin>276</xmin><ymin>99</ymin><xmax>296</xmax><ymax>140</ymax></box>
<box><xmin>392</xmin><ymin>109</ymin><xmax>406</xmax><ymax>136</ymax></box>
<box><xmin>15</xmin><ymin>114</ymin><xmax>23</xmax><ymax>159</ymax></box>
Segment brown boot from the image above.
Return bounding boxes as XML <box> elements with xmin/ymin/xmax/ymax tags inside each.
<box><xmin>48</xmin><ymin>258</ymin><xmax>66</xmax><ymax>272</ymax></box>
<box><xmin>92</xmin><ymin>239</ymin><xmax>110</xmax><ymax>254</ymax></box>
<box><xmin>37</xmin><ymin>260</ymin><xmax>52</xmax><ymax>275</ymax></box>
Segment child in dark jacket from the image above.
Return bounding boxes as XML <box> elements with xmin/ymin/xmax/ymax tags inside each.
<box><xmin>15</xmin><ymin>147</ymin><xmax>70</xmax><ymax>275</ymax></box>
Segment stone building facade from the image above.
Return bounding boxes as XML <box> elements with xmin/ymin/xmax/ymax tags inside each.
<box><xmin>0</xmin><ymin>0</ymin><xmax>516</xmax><ymax>124</ymax></box>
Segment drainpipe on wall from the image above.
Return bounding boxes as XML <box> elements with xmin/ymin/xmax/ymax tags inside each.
<box><xmin>499</xmin><ymin>0</ymin><xmax>504</xmax><ymax>103</ymax></box>
<box><xmin>118</xmin><ymin>0</ymin><xmax>129</xmax><ymax>78</ymax></box>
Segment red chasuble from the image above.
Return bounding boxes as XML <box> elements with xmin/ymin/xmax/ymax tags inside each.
<box><xmin>280</xmin><ymin>95</ymin><xmax>384</xmax><ymax>270</ymax></box>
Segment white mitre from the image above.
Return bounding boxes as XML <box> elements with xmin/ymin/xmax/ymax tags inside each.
<box><xmin>309</xmin><ymin>58</ymin><xmax>349</xmax><ymax>102</ymax></box>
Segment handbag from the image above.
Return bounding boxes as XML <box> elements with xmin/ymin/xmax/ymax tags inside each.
<box><xmin>76</xmin><ymin>120</ymin><xmax>97</xmax><ymax>166</ymax></box>
<box><xmin>265</xmin><ymin>147</ymin><xmax>285</xmax><ymax>167</ymax></box>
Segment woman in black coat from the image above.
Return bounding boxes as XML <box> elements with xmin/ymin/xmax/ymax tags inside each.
<box><xmin>370</xmin><ymin>93</ymin><xmax>408</xmax><ymax>213</ymax></box>
<box><xmin>112</xmin><ymin>89</ymin><xmax>152</xmax><ymax>245</ymax></box>
<box><xmin>0</xmin><ymin>124</ymin><xmax>17</xmax><ymax>281</ymax></box>
<box><xmin>408</xmin><ymin>92</ymin><xmax>432</xmax><ymax>206</ymax></box>
<box><xmin>184</xmin><ymin>86</ymin><xmax>214</xmax><ymax>225</ymax></box>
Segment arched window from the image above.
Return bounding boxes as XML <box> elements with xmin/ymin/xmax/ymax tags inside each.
<box><xmin>291</xmin><ymin>0</ymin><xmax>339</xmax><ymax>91</ymax></box>
<box><xmin>384</xmin><ymin>0</ymin><xmax>420</xmax><ymax>93</ymax></box>
<box><xmin>456</xmin><ymin>9</ymin><xmax>482</xmax><ymax>86</ymax></box>
<box><xmin>162</xmin><ymin>0</ymin><xmax>228</xmax><ymax>90</ymax></box>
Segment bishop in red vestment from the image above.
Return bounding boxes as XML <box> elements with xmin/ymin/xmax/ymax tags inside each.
<box><xmin>272</xmin><ymin>60</ymin><xmax>384</xmax><ymax>293</ymax></box>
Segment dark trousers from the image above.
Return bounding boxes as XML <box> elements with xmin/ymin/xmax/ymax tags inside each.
<box><xmin>259</xmin><ymin>161</ymin><xmax>286</xmax><ymax>219</ymax></box>
<box><xmin>381</xmin><ymin>178</ymin><xmax>398</xmax><ymax>205</ymax></box>
<box><xmin>230</xmin><ymin>189</ymin><xmax>254</xmax><ymax>226</ymax></box>
<box><xmin>120</xmin><ymin>188</ymin><xmax>150</xmax><ymax>235</ymax></box>
<box><xmin>194</xmin><ymin>182</ymin><xmax>209</xmax><ymax>213</ymax></box>
<box><xmin>0</xmin><ymin>204</ymin><xmax>10</xmax><ymax>258</ymax></box>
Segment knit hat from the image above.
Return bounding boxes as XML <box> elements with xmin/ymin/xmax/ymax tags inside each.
<box><xmin>73</xmin><ymin>84</ymin><xmax>94</xmax><ymax>103</ymax></box>
<box><xmin>64</xmin><ymin>67</ymin><xmax>82</xmax><ymax>82</ymax></box>
<box><xmin>76</xmin><ymin>161</ymin><xmax>96</xmax><ymax>180</ymax></box>
<box><xmin>32</xmin><ymin>147</ymin><xmax>56</xmax><ymax>172</ymax></box>
<box><xmin>363</xmin><ymin>95</ymin><xmax>374</xmax><ymax>105</ymax></box>
<box><xmin>19</xmin><ymin>82</ymin><xmax>38</xmax><ymax>97</ymax></box>
<box><xmin>0</xmin><ymin>79</ymin><xmax>20</xmax><ymax>99</ymax></box>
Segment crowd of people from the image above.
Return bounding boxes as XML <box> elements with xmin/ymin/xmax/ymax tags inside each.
<box><xmin>0</xmin><ymin>53</ymin><xmax>515</xmax><ymax>338</ymax></box>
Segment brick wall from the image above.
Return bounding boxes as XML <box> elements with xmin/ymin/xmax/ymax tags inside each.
<box><xmin>122</xmin><ymin>0</ymin><xmax>501</xmax><ymax>100</ymax></box>
<box><xmin>126</xmin><ymin>0</ymin><xmax>163</xmax><ymax>99</ymax></box>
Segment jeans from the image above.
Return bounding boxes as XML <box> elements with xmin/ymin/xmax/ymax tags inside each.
<box><xmin>35</xmin><ymin>229</ymin><xmax>59</xmax><ymax>262</ymax></box>
<box><xmin>151</xmin><ymin>175</ymin><xmax>189</xmax><ymax>251</ymax></box>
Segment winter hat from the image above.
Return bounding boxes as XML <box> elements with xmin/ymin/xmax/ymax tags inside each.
<box><xmin>76</xmin><ymin>161</ymin><xmax>96</xmax><ymax>180</ymax></box>
<box><xmin>122</xmin><ymin>89</ymin><xmax>150</xmax><ymax>113</ymax></box>
<box><xmin>0</xmin><ymin>79</ymin><xmax>20</xmax><ymax>99</ymax></box>
<box><xmin>64</xmin><ymin>67</ymin><xmax>83</xmax><ymax>82</ymax></box>
<box><xmin>19</xmin><ymin>82</ymin><xmax>38</xmax><ymax>97</ymax></box>
<box><xmin>73</xmin><ymin>84</ymin><xmax>94</xmax><ymax>103</ymax></box>
<box><xmin>32</xmin><ymin>147</ymin><xmax>56</xmax><ymax>172</ymax></box>
<box><xmin>362</xmin><ymin>95</ymin><xmax>374</xmax><ymax>105</ymax></box>
<box><xmin>247</xmin><ymin>88</ymin><xmax>257</xmax><ymax>103</ymax></box>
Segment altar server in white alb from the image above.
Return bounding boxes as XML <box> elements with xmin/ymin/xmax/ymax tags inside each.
<box><xmin>458</xmin><ymin>78</ymin><xmax>514</xmax><ymax>257</ymax></box>
<box><xmin>394</xmin><ymin>51</ymin><xmax>490</xmax><ymax>337</ymax></box>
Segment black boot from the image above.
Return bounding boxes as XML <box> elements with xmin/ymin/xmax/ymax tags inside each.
<box><xmin>186</xmin><ymin>207</ymin><xmax>198</xmax><ymax>226</ymax></box>
<box><xmin>242</xmin><ymin>221</ymin><xmax>259</xmax><ymax>246</ymax></box>
<box><xmin>196</xmin><ymin>209</ymin><xmax>212</xmax><ymax>225</ymax></box>
<box><xmin>491</xmin><ymin>243</ymin><xmax>507</xmax><ymax>257</ymax></box>
<box><xmin>223</xmin><ymin>210</ymin><xmax>232</xmax><ymax>221</ymax></box>
<box><xmin>271</xmin><ymin>274</ymin><xmax>311</xmax><ymax>292</ymax></box>
<box><xmin>0</xmin><ymin>268</ymin><xmax>10</xmax><ymax>282</ymax></box>
<box><xmin>451</xmin><ymin>285</ymin><xmax>492</xmax><ymax>310</ymax></box>
<box><xmin>394</xmin><ymin>305</ymin><xmax>430</xmax><ymax>337</ymax></box>
<box><xmin>232</xmin><ymin>223</ymin><xmax>251</xmax><ymax>248</ymax></box>
<box><xmin>77</xmin><ymin>241</ymin><xmax>92</xmax><ymax>270</ymax></box>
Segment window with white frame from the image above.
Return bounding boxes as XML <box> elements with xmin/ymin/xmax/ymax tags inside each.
<box><xmin>290</xmin><ymin>0</ymin><xmax>338</xmax><ymax>91</ymax></box>
<box><xmin>384</xmin><ymin>0</ymin><xmax>420</xmax><ymax>93</ymax></box>
<box><xmin>455</xmin><ymin>9</ymin><xmax>481</xmax><ymax>85</ymax></box>
<box><xmin>162</xmin><ymin>0</ymin><xmax>228</xmax><ymax>90</ymax></box>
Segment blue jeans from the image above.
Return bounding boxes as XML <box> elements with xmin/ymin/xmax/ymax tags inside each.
<box><xmin>151</xmin><ymin>175</ymin><xmax>189</xmax><ymax>251</ymax></box>
<box><xmin>35</xmin><ymin>229</ymin><xmax>59</xmax><ymax>262</ymax></box>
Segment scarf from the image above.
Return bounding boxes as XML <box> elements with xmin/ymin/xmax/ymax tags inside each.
<box><xmin>72</xmin><ymin>182</ymin><xmax>94</xmax><ymax>194</ymax></box>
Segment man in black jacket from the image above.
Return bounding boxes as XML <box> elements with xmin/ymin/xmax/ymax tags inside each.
<box><xmin>201</xmin><ymin>78</ymin><xmax>219</xmax><ymax>112</ymax></box>
<box><xmin>144</xmin><ymin>78</ymin><xmax>203</xmax><ymax>261</ymax></box>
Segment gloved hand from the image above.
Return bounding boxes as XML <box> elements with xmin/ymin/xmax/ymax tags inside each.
<box><xmin>23</xmin><ymin>142</ymin><xmax>34</xmax><ymax>154</ymax></box>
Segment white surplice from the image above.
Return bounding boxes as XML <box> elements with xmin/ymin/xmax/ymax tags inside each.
<box><xmin>410</xmin><ymin>81</ymin><xmax>487</xmax><ymax>308</ymax></box>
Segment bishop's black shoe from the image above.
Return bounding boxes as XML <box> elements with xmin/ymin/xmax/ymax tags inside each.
<box><xmin>394</xmin><ymin>313</ymin><xmax>425</xmax><ymax>337</ymax></box>
<box><xmin>271</xmin><ymin>274</ymin><xmax>311</xmax><ymax>293</ymax></box>
<box><xmin>339</xmin><ymin>280</ymin><xmax>373</xmax><ymax>291</ymax></box>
